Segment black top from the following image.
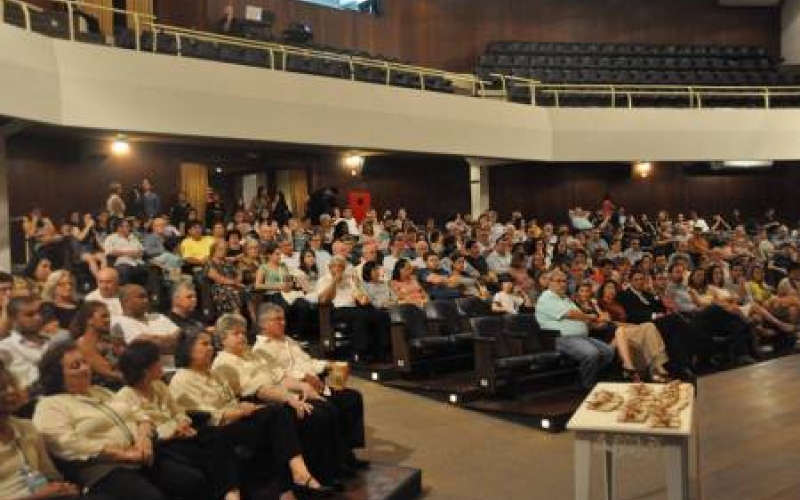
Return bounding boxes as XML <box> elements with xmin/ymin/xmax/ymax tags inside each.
<box><xmin>617</xmin><ymin>288</ymin><xmax>665</xmax><ymax>324</ymax></box>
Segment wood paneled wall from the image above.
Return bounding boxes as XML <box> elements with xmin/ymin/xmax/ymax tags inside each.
<box><xmin>487</xmin><ymin>162</ymin><xmax>800</xmax><ymax>225</ymax></box>
<box><xmin>153</xmin><ymin>0</ymin><xmax>780</xmax><ymax>71</ymax></box>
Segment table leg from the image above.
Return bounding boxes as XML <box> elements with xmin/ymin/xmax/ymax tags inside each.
<box><xmin>602</xmin><ymin>447</ymin><xmax>615</xmax><ymax>500</ymax></box>
<box><xmin>575</xmin><ymin>435</ymin><xmax>591</xmax><ymax>500</ymax></box>
<box><xmin>663</xmin><ymin>438</ymin><xmax>690</xmax><ymax>500</ymax></box>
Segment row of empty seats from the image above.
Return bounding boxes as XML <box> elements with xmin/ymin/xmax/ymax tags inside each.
<box><xmin>486</xmin><ymin>41</ymin><xmax>771</xmax><ymax>59</ymax></box>
<box><xmin>2</xmin><ymin>3</ymin><xmax>455</xmax><ymax>93</ymax></box>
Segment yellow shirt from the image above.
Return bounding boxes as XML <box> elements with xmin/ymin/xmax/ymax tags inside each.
<box><xmin>179</xmin><ymin>236</ymin><xmax>215</xmax><ymax>262</ymax></box>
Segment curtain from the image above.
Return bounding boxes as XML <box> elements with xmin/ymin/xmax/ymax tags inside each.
<box><xmin>125</xmin><ymin>0</ymin><xmax>153</xmax><ymax>29</ymax></box>
<box><xmin>180</xmin><ymin>163</ymin><xmax>208</xmax><ymax>223</ymax></box>
<box><xmin>289</xmin><ymin>169</ymin><xmax>309</xmax><ymax>218</ymax></box>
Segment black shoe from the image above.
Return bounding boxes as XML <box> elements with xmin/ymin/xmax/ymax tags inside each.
<box><xmin>292</xmin><ymin>478</ymin><xmax>335</xmax><ymax>498</ymax></box>
<box><xmin>346</xmin><ymin>457</ymin><xmax>371</xmax><ymax>470</ymax></box>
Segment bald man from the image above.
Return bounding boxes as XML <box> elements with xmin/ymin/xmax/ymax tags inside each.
<box><xmin>85</xmin><ymin>267</ymin><xmax>123</xmax><ymax>316</ymax></box>
<box><xmin>111</xmin><ymin>284</ymin><xmax>180</xmax><ymax>351</ymax></box>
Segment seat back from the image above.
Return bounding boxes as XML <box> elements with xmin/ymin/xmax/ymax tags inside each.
<box><xmin>503</xmin><ymin>314</ymin><xmax>544</xmax><ymax>351</ymax></box>
<box><xmin>430</xmin><ymin>300</ymin><xmax>464</xmax><ymax>336</ymax></box>
<box><xmin>469</xmin><ymin>316</ymin><xmax>510</xmax><ymax>358</ymax></box>
<box><xmin>455</xmin><ymin>297</ymin><xmax>492</xmax><ymax>318</ymax></box>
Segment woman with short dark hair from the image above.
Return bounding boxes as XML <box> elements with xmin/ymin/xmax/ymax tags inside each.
<box><xmin>169</xmin><ymin>332</ymin><xmax>334</xmax><ymax>499</ymax></box>
<box><xmin>69</xmin><ymin>301</ymin><xmax>123</xmax><ymax>390</ymax></box>
<box><xmin>33</xmin><ymin>342</ymin><xmax>210</xmax><ymax>500</ymax></box>
<box><xmin>116</xmin><ymin>341</ymin><xmax>243</xmax><ymax>500</ymax></box>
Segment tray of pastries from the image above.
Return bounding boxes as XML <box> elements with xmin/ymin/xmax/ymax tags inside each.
<box><xmin>585</xmin><ymin>389</ymin><xmax>624</xmax><ymax>412</ymax></box>
<box><xmin>648</xmin><ymin>406</ymin><xmax>682</xmax><ymax>428</ymax></box>
<box><xmin>617</xmin><ymin>400</ymin><xmax>650</xmax><ymax>423</ymax></box>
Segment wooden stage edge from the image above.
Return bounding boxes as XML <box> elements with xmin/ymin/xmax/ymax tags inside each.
<box><xmin>696</xmin><ymin>354</ymin><xmax>800</xmax><ymax>500</ymax></box>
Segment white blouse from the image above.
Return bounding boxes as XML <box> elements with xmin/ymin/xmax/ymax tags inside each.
<box><xmin>168</xmin><ymin>368</ymin><xmax>239</xmax><ymax>426</ymax></box>
<box><xmin>252</xmin><ymin>335</ymin><xmax>327</xmax><ymax>381</ymax></box>
<box><xmin>115</xmin><ymin>381</ymin><xmax>191</xmax><ymax>440</ymax></box>
<box><xmin>211</xmin><ymin>350</ymin><xmax>284</xmax><ymax>398</ymax></box>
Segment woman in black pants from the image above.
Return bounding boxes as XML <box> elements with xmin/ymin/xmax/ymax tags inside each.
<box><xmin>168</xmin><ymin>332</ymin><xmax>334</xmax><ymax>499</ymax></box>
<box><xmin>32</xmin><ymin>342</ymin><xmax>207</xmax><ymax>500</ymax></box>
<box><xmin>116</xmin><ymin>341</ymin><xmax>243</xmax><ymax>500</ymax></box>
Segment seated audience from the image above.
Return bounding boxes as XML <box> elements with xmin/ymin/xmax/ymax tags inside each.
<box><xmin>535</xmin><ymin>270</ymin><xmax>614</xmax><ymax>389</ymax></box>
<box><xmin>116</xmin><ymin>341</ymin><xmax>243</xmax><ymax>500</ymax></box>
<box><xmin>390</xmin><ymin>259</ymin><xmax>428</xmax><ymax>307</ymax></box>
<box><xmin>69</xmin><ymin>301</ymin><xmax>123</xmax><ymax>389</ymax></box>
<box><xmin>361</xmin><ymin>262</ymin><xmax>397</xmax><ymax>309</ymax></box>
<box><xmin>110</xmin><ymin>285</ymin><xmax>180</xmax><ymax>353</ymax></box>
<box><xmin>169</xmin><ymin>332</ymin><xmax>334</xmax><ymax>498</ymax></box>
<box><xmin>491</xmin><ymin>276</ymin><xmax>531</xmax><ymax>314</ymax></box>
<box><xmin>33</xmin><ymin>342</ymin><xmax>208</xmax><ymax>500</ymax></box>
<box><xmin>253</xmin><ymin>304</ymin><xmax>368</xmax><ymax>469</ymax></box>
<box><xmin>85</xmin><ymin>268</ymin><xmax>123</xmax><ymax>317</ymax></box>
<box><xmin>418</xmin><ymin>252</ymin><xmax>462</xmax><ymax>300</ymax></box>
<box><xmin>0</xmin><ymin>360</ymin><xmax>111</xmax><ymax>500</ymax></box>
<box><xmin>166</xmin><ymin>281</ymin><xmax>210</xmax><ymax>334</ymax></box>
<box><xmin>40</xmin><ymin>270</ymin><xmax>80</xmax><ymax>330</ymax></box>
<box><xmin>104</xmin><ymin>220</ymin><xmax>147</xmax><ymax>286</ymax></box>
<box><xmin>0</xmin><ymin>297</ymin><xmax>50</xmax><ymax>391</ymax></box>
<box><xmin>208</xmin><ymin>315</ymin><xmax>347</xmax><ymax>488</ymax></box>
<box><xmin>179</xmin><ymin>220</ymin><xmax>215</xmax><ymax>270</ymax></box>
<box><xmin>206</xmin><ymin>241</ymin><xmax>245</xmax><ymax>315</ymax></box>
<box><xmin>317</xmin><ymin>256</ymin><xmax>390</xmax><ymax>362</ymax></box>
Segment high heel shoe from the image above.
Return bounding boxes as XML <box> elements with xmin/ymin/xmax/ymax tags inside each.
<box><xmin>622</xmin><ymin>367</ymin><xmax>641</xmax><ymax>382</ymax></box>
<box><xmin>292</xmin><ymin>478</ymin><xmax>335</xmax><ymax>498</ymax></box>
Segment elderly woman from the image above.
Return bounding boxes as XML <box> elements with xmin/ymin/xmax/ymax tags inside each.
<box><xmin>68</xmin><ymin>301</ymin><xmax>123</xmax><ymax>390</ymax></box>
<box><xmin>211</xmin><ymin>314</ymin><xmax>349</xmax><ymax>487</ymax></box>
<box><xmin>41</xmin><ymin>270</ymin><xmax>81</xmax><ymax>329</ymax></box>
<box><xmin>32</xmin><ymin>342</ymin><xmax>209</xmax><ymax>500</ymax></box>
<box><xmin>168</xmin><ymin>332</ymin><xmax>334</xmax><ymax>499</ymax></box>
<box><xmin>116</xmin><ymin>341</ymin><xmax>243</xmax><ymax>500</ymax></box>
<box><xmin>0</xmin><ymin>360</ymin><xmax>116</xmax><ymax>500</ymax></box>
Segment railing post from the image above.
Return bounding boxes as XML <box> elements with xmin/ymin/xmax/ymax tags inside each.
<box><xmin>348</xmin><ymin>56</ymin><xmax>355</xmax><ymax>81</ymax></box>
<box><xmin>627</xmin><ymin>91</ymin><xmax>632</xmax><ymax>109</ymax></box>
<box><xmin>134</xmin><ymin>13</ymin><xmax>141</xmax><ymax>51</ymax></box>
<box><xmin>530</xmin><ymin>83</ymin><xmax>536</xmax><ymax>106</ymax></box>
<box><xmin>385</xmin><ymin>63</ymin><xmax>391</xmax><ymax>85</ymax></box>
<box><xmin>65</xmin><ymin>0</ymin><xmax>75</xmax><ymax>41</ymax></box>
<box><xmin>687</xmin><ymin>87</ymin><xmax>693</xmax><ymax>108</ymax></box>
<box><xmin>554</xmin><ymin>89</ymin><xmax>560</xmax><ymax>108</ymax></box>
<box><xmin>21</xmin><ymin>2</ymin><xmax>32</xmax><ymax>31</ymax></box>
<box><xmin>764</xmin><ymin>87</ymin><xmax>770</xmax><ymax>109</ymax></box>
<box><xmin>419</xmin><ymin>71</ymin><xmax>425</xmax><ymax>90</ymax></box>
<box><xmin>610</xmin><ymin>85</ymin><xmax>615</xmax><ymax>108</ymax></box>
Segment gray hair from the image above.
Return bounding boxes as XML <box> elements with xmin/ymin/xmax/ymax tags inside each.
<box><xmin>171</xmin><ymin>279</ymin><xmax>196</xmax><ymax>301</ymax></box>
<box><xmin>214</xmin><ymin>313</ymin><xmax>248</xmax><ymax>342</ymax></box>
<box><xmin>257</xmin><ymin>303</ymin><xmax>285</xmax><ymax>325</ymax></box>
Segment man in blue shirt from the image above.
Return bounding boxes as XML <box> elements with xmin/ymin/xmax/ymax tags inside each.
<box><xmin>536</xmin><ymin>270</ymin><xmax>614</xmax><ymax>389</ymax></box>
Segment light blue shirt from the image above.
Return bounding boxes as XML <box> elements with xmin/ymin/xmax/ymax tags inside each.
<box><xmin>535</xmin><ymin>290</ymin><xmax>589</xmax><ymax>337</ymax></box>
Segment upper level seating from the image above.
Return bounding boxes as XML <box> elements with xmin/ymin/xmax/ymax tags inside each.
<box><xmin>476</xmin><ymin>40</ymin><xmax>798</xmax><ymax>87</ymax></box>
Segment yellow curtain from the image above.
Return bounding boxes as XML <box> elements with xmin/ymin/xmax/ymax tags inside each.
<box><xmin>126</xmin><ymin>0</ymin><xmax>153</xmax><ymax>29</ymax></box>
<box><xmin>289</xmin><ymin>170</ymin><xmax>309</xmax><ymax>218</ymax></box>
<box><xmin>180</xmin><ymin>163</ymin><xmax>208</xmax><ymax>223</ymax></box>
<box><xmin>79</xmin><ymin>0</ymin><xmax>113</xmax><ymax>35</ymax></box>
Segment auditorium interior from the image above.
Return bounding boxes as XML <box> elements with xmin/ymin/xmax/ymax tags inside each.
<box><xmin>2</xmin><ymin>0</ymin><xmax>800</xmax><ymax>499</ymax></box>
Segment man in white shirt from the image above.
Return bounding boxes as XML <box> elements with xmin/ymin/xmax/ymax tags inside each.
<box><xmin>338</xmin><ymin>207</ymin><xmax>360</xmax><ymax>237</ymax></box>
<box><xmin>252</xmin><ymin>302</ymin><xmax>367</xmax><ymax>467</ymax></box>
<box><xmin>535</xmin><ymin>270</ymin><xmax>614</xmax><ymax>388</ymax></box>
<box><xmin>0</xmin><ymin>297</ymin><xmax>50</xmax><ymax>390</ymax></box>
<box><xmin>486</xmin><ymin>237</ymin><xmax>512</xmax><ymax>275</ymax></box>
<box><xmin>84</xmin><ymin>267</ymin><xmax>123</xmax><ymax>316</ymax></box>
<box><xmin>104</xmin><ymin>219</ymin><xmax>147</xmax><ymax>286</ymax></box>
<box><xmin>111</xmin><ymin>285</ymin><xmax>179</xmax><ymax>351</ymax></box>
<box><xmin>354</xmin><ymin>241</ymin><xmax>379</xmax><ymax>283</ymax></box>
<box><xmin>307</xmin><ymin>232</ymin><xmax>331</xmax><ymax>276</ymax></box>
<box><xmin>316</xmin><ymin>257</ymin><xmax>390</xmax><ymax>362</ymax></box>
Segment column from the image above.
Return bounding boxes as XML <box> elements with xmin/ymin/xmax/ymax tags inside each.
<box><xmin>783</xmin><ymin>0</ymin><xmax>800</xmax><ymax>65</ymax></box>
<box><xmin>0</xmin><ymin>134</ymin><xmax>10</xmax><ymax>271</ymax></box>
<box><xmin>467</xmin><ymin>158</ymin><xmax>491</xmax><ymax>220</ymax></box>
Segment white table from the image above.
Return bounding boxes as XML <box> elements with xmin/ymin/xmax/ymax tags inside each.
<box><xmin>567</xmin><ymin>383</ymin><xmax>697</xmax><ymax>500</ymax></box>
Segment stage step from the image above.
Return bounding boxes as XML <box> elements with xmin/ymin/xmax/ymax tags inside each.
<box><xmin>338</xmin><ymin>463</ymin><xmax>422</xmax><ymax>500</ymax></box>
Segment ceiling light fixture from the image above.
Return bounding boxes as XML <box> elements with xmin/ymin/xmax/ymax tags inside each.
<box><xmin>111</xmin><ymin>135</ymin><xmax>131</xmax><ymax>156</ymax></box>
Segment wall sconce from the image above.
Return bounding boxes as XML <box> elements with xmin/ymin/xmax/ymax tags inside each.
<box><xmin>343</xmin><ymin>154</ymin><xmax>365</xmax><ymax>176</ymax></box>
<box><xmin>111</xmin><ymin>135</ymin><xmax>131</xmax><ymax>156</ymax></box>
<box><xmin>633</xmin><ymin>161</ymin><xmax>652</xmax><ymax>179</ymax></box>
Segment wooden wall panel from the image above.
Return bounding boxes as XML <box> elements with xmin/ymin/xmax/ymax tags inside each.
<box><xmin>488</xmin><ymin>162</ymin><xmax>800</xmax><ymax>225</ymax></box>
<box><xmin>169</xmin><ymin>0</ymin><xmax>782</xmax><ymax>71</ymax></box>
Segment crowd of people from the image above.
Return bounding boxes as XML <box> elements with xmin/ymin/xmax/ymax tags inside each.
<box><xmin>2</xmin><ymin>178</ymin><xmax>800</xmax><ymax>499</ymax></box>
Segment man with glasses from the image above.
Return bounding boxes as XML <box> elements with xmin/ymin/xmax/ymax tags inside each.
<box><xmin>535</xmin><ymin>270</ymin><xmax>614</xmax><ymax>389</ymax></box>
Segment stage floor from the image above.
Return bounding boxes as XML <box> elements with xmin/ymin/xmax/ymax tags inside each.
<box><xmin>355</xmin><ymin>354</ymin><xmax>800</xmax><ymax>500</ymax></box>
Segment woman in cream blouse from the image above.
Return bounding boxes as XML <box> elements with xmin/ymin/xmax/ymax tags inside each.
<box><xmin>116</xmin><ymin>340</ymin><xmax>242</xmax><ymax>500</ymax></box>
<box><xmin>31</xmin><ymin>341</ymin><xmax>210</xmax><ymax>500</ymax></box>
<box><xmin>1</xmin><ymin>359</ymin><xmax>113</xmax><ymax>500</ymax></box>
<box><xmin>168</xmin><ymin>331</ymin><xmax>334</xmax><ymax>499</ymax></box>
<box><xmin>209</xmin><ymin>314</ymin><xmax>348</xmax><ymax>488</ymax></box>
